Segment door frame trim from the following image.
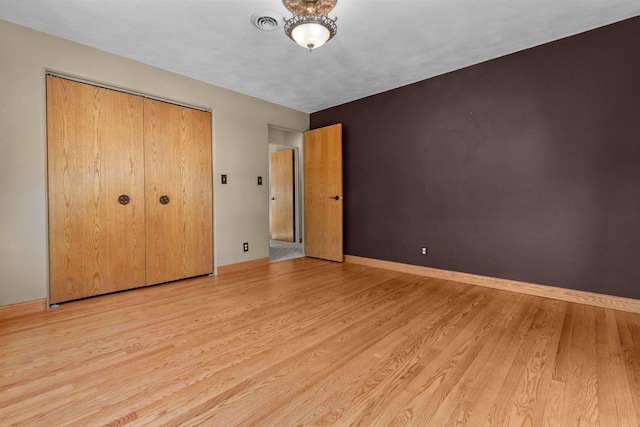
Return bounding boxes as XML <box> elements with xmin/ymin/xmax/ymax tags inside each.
<box><xmin>45</xmin><ymin>71</ymin><xmax>211</xmax><ymax>112</ymax></box>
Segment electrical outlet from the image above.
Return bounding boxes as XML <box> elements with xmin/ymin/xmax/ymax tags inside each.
<box><xmin>421</xmin><ymin>247</ymin><xmax>427</xmax><ymax>256</ymax></box>
<box><xmin>243</xmin><ymin>242</ymin><xmax>249</xmax><ymax>252</ymax></box>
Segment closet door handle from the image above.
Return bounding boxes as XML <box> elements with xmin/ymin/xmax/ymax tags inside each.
<box><xmin>118</xmin><ymin>194</ymin><xmax>130</xmax><ymax>205</ymax></box>
<box><xmin>159</xmin><ymin>195</ymin><xmax>170</xmax><ymax>205</ymax></box>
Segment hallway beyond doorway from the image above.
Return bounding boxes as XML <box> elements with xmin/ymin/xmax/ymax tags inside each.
<box><xmin>269</xmin><ymin>239</ymin><xmax>303</xmax><ymax>263</ymax></box>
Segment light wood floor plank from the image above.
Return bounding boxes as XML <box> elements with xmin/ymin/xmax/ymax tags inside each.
<box><xmin>352</xmin><ymin>289</ymin><xmax>513</xmax><ymax>426</ymax></box>
<box><xmin>234</xmin><ymin>278</ymin><xmax>455</xmax><ymax>425</ymax></box>
<box><xmin>148</xmin><ymin>276</ymin><xmax>435</xmax><ymax>426</ymax></box>
<box><xmin>1</xmin><ymin>258</ymin><xmax>639</xmax><ymax>426</ymax></box>
<box><xmin>251</xmin><ymin>278</ymin><xmax>472</xmax><ymax>427</ymax></box>
<box><xmin>616</xmin><ymin>311</ymin><xmax>640</xmax><ymax>422</ymax></box>
<box><xmin>595</xmin><ymin>308</ymin><xmax>637</xmax><ymax>426</ymax></box>
<box><xmin>458</xmin><ymin>297</ymin><xmax>543</xmax><ymax>426</ymax></box>
<box><xmin>298</xmin><ymin>281</ymin><xmax>487</xmax><ymax>427</ymax></box>
<box><xmin>556</xmin><ymin>304</ymin><xmax>596</xmax><ymax>426</ymax></box>
<box><xmin>434</xmin><ymin>294</ymin><xmax>537</xmax><ymax>426</ymax></box>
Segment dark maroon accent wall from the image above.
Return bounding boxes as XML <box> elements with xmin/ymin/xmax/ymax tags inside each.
<box><xmin>311</xmin><ymin>17</ymin><xmax>640</xmax><ymax>299</ymax></box>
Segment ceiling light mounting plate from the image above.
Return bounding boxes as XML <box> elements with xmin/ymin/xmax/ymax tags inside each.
<box><xmin>282</xmin><ymin>0</ymin><xmax>337</xmax><ymax>15</ymax></box>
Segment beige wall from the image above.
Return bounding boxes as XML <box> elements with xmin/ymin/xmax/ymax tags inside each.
<box><xmin>0</xmin><ymin>19</ymin><xmax>309</xmax><ymax>306</ymax></box>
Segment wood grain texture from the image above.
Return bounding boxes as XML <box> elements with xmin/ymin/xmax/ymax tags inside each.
<box><xmin>143</xmin><ymin>98</ymin><xmax>213</xmax><ymax>285</ymax></box>
<box><xmin>47</xmin><ymin>76</ymin><xmax>146</xmax><ymax>303</ymax></box>
<box><xmin>304</xmin><ymin>123</ymin><xmax>343</xmax><ymax>262</ymax></box>
<box><xmin>0</xmin><ymin>299</ymin><xmax>46</xmax><ymax>320</ymax></box>
<box><xmin>2</xmin><ymin>258</ymin><xmax>639</xmax><ymax>426</ymax></box>
<box><xmin>346</xmin><ymin>255</ymin><xmax>640</xmax><ymax>314</ymax></box>
<box><xmin>217</xmin><ymin>257</ymin><xmax>270</xmax><ymax>275</ymax></box>
<box><xmin>270</xmin><ymin>149</ymin><xmax>295</xmax><ymax>242</ymax></box>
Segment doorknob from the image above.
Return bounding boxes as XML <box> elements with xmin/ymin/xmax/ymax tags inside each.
<box><xmin>118</xmin><ymin>194</ymin><xmax>130</xmax><ymax>205</ymax></box>
<box><xmin>329</xmin><ymin>196</ymin><xmax>342</xmax><ymax>200</ymax></box>
<box><xmin>159</xmin><ymin>195</ymin><xmax>170</xmax><ymax>205</ymax></box>
<box><xmin>271</xmin><ymin>197</ymin><xmax>276</xmax><ymax>201</ymax></box>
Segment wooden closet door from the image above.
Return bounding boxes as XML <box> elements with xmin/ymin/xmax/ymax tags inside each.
<box><xmin>47</xmin><ymin>76</ymin><xmax>145</xmax><ymax>303</ymax></box>
<box><xmin>144</xmin><ymin>99</ymin><xmax>213</xmax><ymax>285</ymax></box>
<box><xmin>270</xmin><ymin>149</ymin><xmax>295</xmax><ymax>242</ymax></box>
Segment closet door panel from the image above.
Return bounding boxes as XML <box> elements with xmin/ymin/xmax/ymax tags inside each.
<box><xmin>144</xmin><ymin>99</ymin><xmax>212</xmax><ymax>285</ymax></box>
<box><xmin>101</xmin><ymin>87</ymin><xmax>146</xmax><ymax>293</ymax></box>
<box><xmin>47</xmin><ymin>76</ymin><xmax>145</xmax><ymax>303</ymax></box>
<box><xmin>182</xmin><ymin>106</ymin><xmax>214</xmax><ymax>278</ymax></box>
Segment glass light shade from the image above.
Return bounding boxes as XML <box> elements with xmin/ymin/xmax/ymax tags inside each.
<box><xmin>291</xmin><ymin>22</ymin><xmax>330</xmax><ymax>49</ymax></box>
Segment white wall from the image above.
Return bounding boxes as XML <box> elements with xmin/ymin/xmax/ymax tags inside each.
<box><xmin>0</xmin><ymin>19</ymin><xmax>309</xmax><ymax>306</ymax></box>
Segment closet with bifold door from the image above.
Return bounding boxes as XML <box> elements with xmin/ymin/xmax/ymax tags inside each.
<box><xmin>46</xmin><ymin>75</ymin><xmax>213</xmax><ymax>304</ymax></box>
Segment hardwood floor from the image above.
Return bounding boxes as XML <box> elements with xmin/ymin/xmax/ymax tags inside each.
<box><xmin>1</xmin><ymin>258</ymin><xmax>639</xmax><ymax>426</ymax></box>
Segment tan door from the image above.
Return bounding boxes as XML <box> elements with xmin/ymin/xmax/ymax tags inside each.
<box><xmin>144</xmin><ymin>98</ymin><xmax>213</xmax><ymax>285</ymax></box>
<box><xmin>270</xmin><ymin>149</ymin><xmax>295</xmax><ymax>242</ymax></box>
<box><xmin>304</xmin><ymin>123</ymin><xmax>343</xmax><ymax>262</ymax></box>
<box><xmin>47</xmin><ymin>76</ymin><xmax>146</xmax><ymax>303</ymax></box>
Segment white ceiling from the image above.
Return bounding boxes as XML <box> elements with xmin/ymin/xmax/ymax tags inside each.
<box><xmin>1</xmin><ymin>1</ymin><xmax>638</xmax><ymax>113</ymax></box>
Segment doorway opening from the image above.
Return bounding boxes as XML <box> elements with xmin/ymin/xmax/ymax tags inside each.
<box><xmin>268</xmin><ymin>126</ymin><xmax>304</xmax><ymax>263</ymax></box>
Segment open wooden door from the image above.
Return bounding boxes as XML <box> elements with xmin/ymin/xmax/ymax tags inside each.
<box><xmin>304</xmin><ymin>123</ymin><xmax>343</xmax><ymax>262</ymax></box>
<box><xmin>270</xmin><ymin>149</ymin><xmax>295</xmax><ymax>242</ymax></box>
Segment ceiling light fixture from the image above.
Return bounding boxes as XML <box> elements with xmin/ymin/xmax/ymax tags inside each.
<box><xmin>283</xmin><ymin>0</ymin><xmax>337</xmax><ymax>51</ymax></box>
